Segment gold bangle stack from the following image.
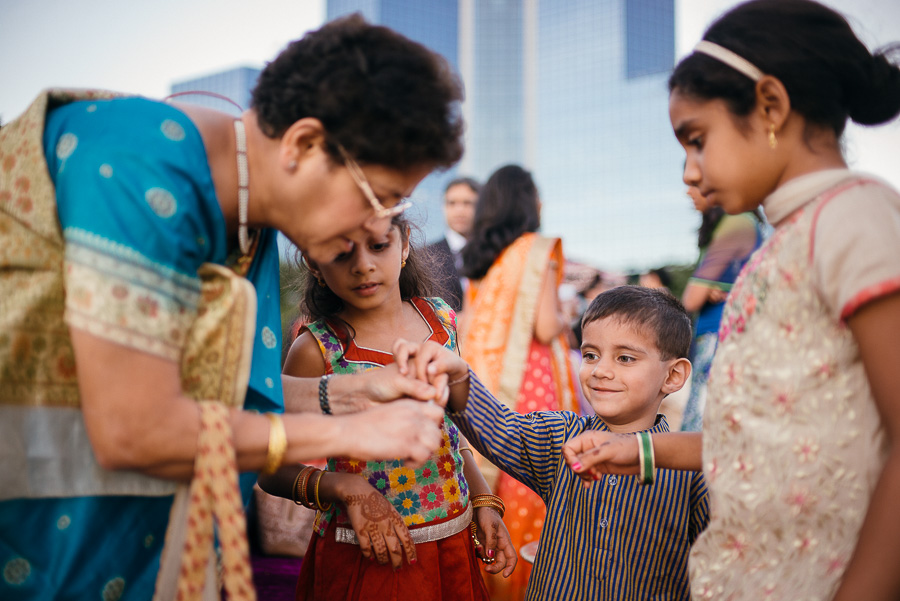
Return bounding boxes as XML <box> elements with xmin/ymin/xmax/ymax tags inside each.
<box><xmin>262</xmin><ymin>413</ymin><xmax>287</xmax><ymax>475</ymax></box>
<box><xmin>471</xmin><ymin>493</ymin><xmax>505</xmax><ymax>518</ymax></box>
<box><xmin>292</xmin><ymin>466</ymin><xmax>333</xmax><ymax>512</ymax></box>
<box><xmin>292</xmin><ymin>466</ymin><xmax>317</xmax><ymax>508</ymax></box>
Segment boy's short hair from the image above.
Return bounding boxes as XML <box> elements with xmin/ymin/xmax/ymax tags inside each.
<box><xmin>581</xmin><ymin>285</ymin><xmax>692</xmax><ymax>360</ymax></box>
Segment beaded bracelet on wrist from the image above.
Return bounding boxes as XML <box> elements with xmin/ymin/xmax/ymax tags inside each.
<box><xmin>319</xmin><ymin>374</ymin><xmax>333</xmax><ymax>415</ymax></box>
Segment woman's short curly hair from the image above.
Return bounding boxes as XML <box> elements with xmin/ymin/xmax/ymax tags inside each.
<box><xmin>251</xmin><ymin>13</ymin><xmax>465</xmax><ymax>171</ymax></box>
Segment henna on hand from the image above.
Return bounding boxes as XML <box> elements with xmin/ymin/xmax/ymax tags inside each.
<box><xmin>344</xmin><ymin>491</ymin><xmax>394</xmax><ymax>521</ymax></box>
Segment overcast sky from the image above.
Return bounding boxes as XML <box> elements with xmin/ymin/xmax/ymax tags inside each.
<box><xmin>2</xmin><ymin>0</ymin><xmax>898</xmax><ymax>187</ymax></box>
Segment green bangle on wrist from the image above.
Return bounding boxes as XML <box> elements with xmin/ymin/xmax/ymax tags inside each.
<box><xmin>637</xmin><ymin>431</ymin><xmax>655</xmax><ymax>485</ymax></box>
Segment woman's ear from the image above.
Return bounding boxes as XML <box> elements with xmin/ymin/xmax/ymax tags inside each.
<box><xmin>661</xmin><ymin>358</ymin><xmax>692</xmax><ymax>396</ymax></box>
<box><xmin>279</xmin><ymin>117</ymin><xmax>327</xmax><ymax>171</ymax></box>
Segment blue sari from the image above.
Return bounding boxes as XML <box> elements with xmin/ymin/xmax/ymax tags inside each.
<box><xmin>0</xmin><ymin>97</ymin><xmax>283</xmax><ymax>600</ymax></box>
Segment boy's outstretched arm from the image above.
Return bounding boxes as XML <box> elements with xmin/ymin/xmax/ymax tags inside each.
<box><xmin>462</xmin><ymin>443</ymin><xmax>518</xmax><ymax>578</ymax></box>
<box><xmin>563</xmin><ymin>431</ymin><xmax>704</xmax><ymax>486</ymax></box>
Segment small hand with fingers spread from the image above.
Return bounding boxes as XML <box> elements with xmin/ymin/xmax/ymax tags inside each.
<box><xmin>338</xmin><ymin>475</ymin><xmax>417</xmax><ymax>569</ymax></box>
<box><xmin>562</xmin><ymin>431</ymin><xmax>641</xmax><ymax>487</ymax></box>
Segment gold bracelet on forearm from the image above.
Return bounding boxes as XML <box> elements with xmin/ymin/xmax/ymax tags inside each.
<box><xmin>471</xmin><ymin>493</ymin><xmax>505</xmax><ymax>518</ymax></box>
<box><xmin>293</xmin><ymin>466</ymin><xmax>317</xmax><ymax>508</ymax></box>
<box><xmin>262</xmin><ymin>412</ymin><xmax>287</xmax><ymax>475</ymax></box>
<box><xmin>312</xmin><ymin>469</ymin><xmax>334</xmax><ymax>513</ymax></box>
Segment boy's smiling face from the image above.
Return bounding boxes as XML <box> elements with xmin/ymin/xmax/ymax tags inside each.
<box><xmin>579</xmin><ymin>316</ymin><xmax>690</xmax><ymax>433</ymax></box>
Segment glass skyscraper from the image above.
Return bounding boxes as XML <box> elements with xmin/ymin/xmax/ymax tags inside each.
<box><xmin>333</xmin><ymin>1</ymin><xmax>694</xmax><ymax>269</ymax></box>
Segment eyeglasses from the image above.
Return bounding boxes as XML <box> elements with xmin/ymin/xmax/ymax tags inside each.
<box><xmin>337</xmin><ymin>145</ymin><xmax>413</xmax><ymax>221</ymax></box>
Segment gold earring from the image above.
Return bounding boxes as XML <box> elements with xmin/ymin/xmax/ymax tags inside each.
<box><xmin>768</xmin><ymin>123</ymin><xmax>778</xmax><ymax>150</ymax></box>
<box><xmin>401</xmin><ymin>259</ymin><xmax>407</xmax><ymax>268</ymax></box>
<box><xmin>316</xmin><ymin>274</ymin><xmax>325</xmax><ymax>287</ymax></box>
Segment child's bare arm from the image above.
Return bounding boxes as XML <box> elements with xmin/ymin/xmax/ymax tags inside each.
<box><xmin>461</xmin><ymin>443</ymin><xmax>518</xmax><ymax>577</ymax></box>
<box><xmin>834</xmin><ymin>293</ymin><xmax>900</xmax><ymax>601</ymax></box>
<box><xmin>258</xmin><ymin>467</ymin><xmax>416</xmax><ymax>568</ymax></box>
<box><xmin>563</xmin><ymin>431</ymin><xmax>703</xmax><ymax>486</ymax></box>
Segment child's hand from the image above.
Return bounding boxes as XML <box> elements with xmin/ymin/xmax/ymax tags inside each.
<box><xmin>337</xmin><ymin>474</ymin><xmax>417</xmax><ymax>569</ymax></box>
<box><xmin>471</xmin><ymin>506</ymin><xmax>518</xmax><ymax>577</ymax></box>
<box><xmin>392</xmin><ymin>338</ymin><xmax>469</xmax><ymax>405</ymax></box>
<box><xmin>562</xmin><ymin>431</ymin><xmax>641</xmax><ymax>487</ymax></box>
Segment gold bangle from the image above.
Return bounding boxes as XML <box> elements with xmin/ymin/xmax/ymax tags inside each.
<box><xmin>262</xmin><ymin>413</ymin><xmax>287</xmax><ymax>475</ymax></box>
<box><xmin>313</xmin><ymin>470</ymin><xmax>334</xmax><ymax>513</ymax></box>
<box><xmin>471</xmin><ymin>493</ymin><xmax>505</xmax><ymax>518</ymax></box>
<box><xmin>290</xmin><ymin>470</ymin><xmax>304</xmax><ymax>505</ymax></box>
<box><xmin>294</xmin><ymin>466</ymin><xmax>317</xmax><ymax>507</ymax></box>
<box><xmin>458</xmin><ymin>445</ymin><xmax>474</xmax><ymax>455</ymax></box>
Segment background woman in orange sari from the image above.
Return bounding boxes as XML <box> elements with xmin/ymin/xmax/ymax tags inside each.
<box><xmin>459</xmin><ymin>165</ymin><xmax>577</xmax><ymax>601</ymax></box>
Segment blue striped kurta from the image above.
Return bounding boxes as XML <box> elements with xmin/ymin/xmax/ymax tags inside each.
<box><xmin>452</xmin><ymin>371</ymin><xmax>709</xmax><ymax>601</ymax></box>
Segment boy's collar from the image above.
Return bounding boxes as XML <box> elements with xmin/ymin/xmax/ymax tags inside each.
<box><xmin>591</xmin><ymin>413</ymin><xmax>669</xmax><ymax>434</ymax></box>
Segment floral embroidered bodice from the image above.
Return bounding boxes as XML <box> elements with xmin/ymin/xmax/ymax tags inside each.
<box><xmin>305</xmin><ymin>297</ymin><xmax>469</xmax><ymax>534</ymax></box>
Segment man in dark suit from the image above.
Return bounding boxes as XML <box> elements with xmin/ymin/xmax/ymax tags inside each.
<box><xmin>427</xmin><ymin>177</ymin><xmax>479</xmax><ymax>311</ymax></box>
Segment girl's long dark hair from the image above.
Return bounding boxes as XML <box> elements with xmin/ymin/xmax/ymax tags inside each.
<box><xmin>461</xmin><ymin>164</ymin><xmax>541</xmax><ymax>280</ymax></box>
<box><xmin>295</xmin><ymin>215</ymin><xmax>436</xmax><ymax>329</ymax></box>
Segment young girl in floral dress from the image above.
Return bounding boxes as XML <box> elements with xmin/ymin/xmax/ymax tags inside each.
<box><xmin>563</xmin><ymin>1</ymin><xmax>900</xmax><ymax>600</ymax></box>
<box><xmin>259</xmin><ymin>214</ymin><xmax>516</xmax><ymax>601</ymax></box>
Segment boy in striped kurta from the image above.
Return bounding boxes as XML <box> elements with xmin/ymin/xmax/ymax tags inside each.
<box><xmin>444</xmin><ymin>286</ymin><xmax>709</xmax><ymax>600</ymax></box>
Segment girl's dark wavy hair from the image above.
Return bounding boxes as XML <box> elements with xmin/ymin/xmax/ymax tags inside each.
<box><xmin>461</xmin><ymin>164</ymin><xmax>541</xmax><ymax>280</ymax></box>
<box><xmin>669</xmin><ymin>0</ymin><xmax>900</xmax><ymax>139</ymax></box>
<box><xmin>293</xmin><ymin>215</ymin><xmax>437</xmax><ymax>348</ymax></box>
<box><xmin>252</xmin><ymin>13</ymin><xmax>464</xmax><ymax>171</ymax></box>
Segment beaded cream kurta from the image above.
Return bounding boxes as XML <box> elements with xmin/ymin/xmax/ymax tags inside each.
<box><xmin>690</xmin><ymin>170</ymin><xmax>900</xmax><ymax>600</ymax></box>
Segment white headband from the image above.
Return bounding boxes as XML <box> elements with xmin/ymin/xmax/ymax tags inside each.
<box><xmin>693</xmin><ymin>40</ymin><xmax>764</xmax><ymax>82</ymax></box>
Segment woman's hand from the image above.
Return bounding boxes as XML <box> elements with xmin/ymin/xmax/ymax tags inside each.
<box><xmin>471</xmin><ymin>506</ymin><xmax>518</xmax><ymax>577</ymax></box>
<box><xmin>562</xmin><ymin>431</ymin><xmax>641</xmax><ymax>486</ymax></box>
<box><xmin>337</xmin><ymin>401</ymin><xmax>445</xmax><ymax>468</ymax></box>
<box><xmin>358</xmin><ymin>362</ymin><xmax>445</xmax><ymax>407</ymax></box>
<box><xmin>335</xmin><ymin>473</ymin><xmax>417</xmax><ymax>569</ymax></box>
